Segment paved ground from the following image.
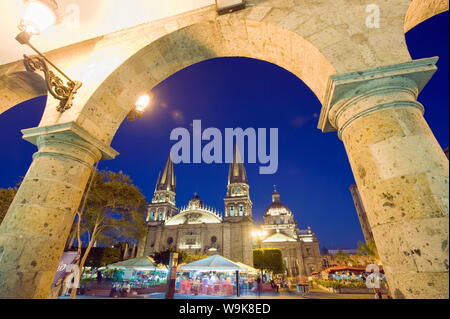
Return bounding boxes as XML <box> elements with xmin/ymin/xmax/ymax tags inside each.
<box><xmin>62</xmin><ymin>287</ymin><xmax>382</xmax><ymax>299</ymax></box>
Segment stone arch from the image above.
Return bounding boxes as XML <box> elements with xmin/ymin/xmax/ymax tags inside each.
<box><xmin>404</xmin><ymin>0</ymin><xmax>449</xmax><ymax>33</ymax></box>
<box><xmin>0</xmin><ymin>71</ymin><xmax>47</xmax><ymax>115</ymax></box>
<box><xmin>1</xmin><ymin>0</ymin><xmax>448</xmax><ymax>299</ymax></box>
<box><xmin>59</xmin><ymin>18</ymin><xmax>336</xmax><ymax>146</ymax></box>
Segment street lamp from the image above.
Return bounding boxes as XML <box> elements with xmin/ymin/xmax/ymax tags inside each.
<box><xmin>128</xmin><ymin>94</ymin><xmax>152</xmax><ymax>121</ymax></box>
<box><xmin>18</xmin><ymin>0</ymin><xmax>58</xmax><ymax>35</ymax></box>
<box><xmin>252</xmin><ymin>230</ymin><xmax>268</xmax><ymax>249</ymax></box>
<box><xmin>15</xmin><ymin>0</ymin><xmax>82</xmax><ymax>113</ymax></box>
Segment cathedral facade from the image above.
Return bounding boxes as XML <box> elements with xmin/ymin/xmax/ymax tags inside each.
<box><xmin>142</xmin><ymin>150</ymin><xmax>322</xmax><ymax>277</ymax></box>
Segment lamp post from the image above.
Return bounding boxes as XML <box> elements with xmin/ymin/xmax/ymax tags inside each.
<box><xmin>166</xmin><ymin>252</ymin><xmax>179</xmax><ymax>299</ymax></box>
<box><xmin>252</xmin><ymin>229</ymin><xmax>267</xmax><ymax>288</ymax></box>
<box><xmin>15</xmin><ymin>0</ymin><xmax>82</xmax><ymax>112</ymax></box>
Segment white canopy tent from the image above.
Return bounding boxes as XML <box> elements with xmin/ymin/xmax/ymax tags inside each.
<box><xmin>178</xmin><ymin>254</ymin><xmax>257</xmax><ymax>297</ymax></box>
<box><xmin>234</xmin><ymin>262</ymin><xmax>258</xmax><ymax>273</ymax></box>
<box><xmin>179</xmin><ymin>254</ymin><xmax>255</xmax><ymax>273</ymax></box>
<box><xmin>107</xmin><ymin>256</ymin><xmax>167</xmax><ymax>272</ymax></box>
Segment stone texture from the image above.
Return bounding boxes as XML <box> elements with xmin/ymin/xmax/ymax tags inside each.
<box><xmin>0</xmin><ymin>123</ymin><xmax>116</xmax><ymax>298</ymax></box>
<box><xmin>1</xmin><ymin>0</ymin><xmax>444</xmax><ymax>140</ymax></box>
<box><xmin>320</xmin><ymin>59</ymin><xmax>449</xmax><ymax>299</ymax></box>
<box><xmin>404</xmin><ymin>0</ymin><xmax>449</xmax><ymax>32</ymax></box>
<box><xmin>0</xmin><ymin>72</ymin><xmax>47</xmax><ymax>115</ymax></box>
<box><xmin>0</xmin><ymin>0</ymin><xmax>448</xmax><ymax>299</ymax></box>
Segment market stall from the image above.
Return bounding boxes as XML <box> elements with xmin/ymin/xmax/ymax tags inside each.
<box><xmin>107</xmin><ymin>256</ymin><xmax>168</xmax><ymax>289</ymax></box>
<box><xmin>177</xmin><ymin>254</ymin><xmax>258</xmax><ymax>297</ymax></box>
<box><xmin>318</xmin><ymin>265</ymin><xmax>384</xmax><ymax>280</ymax></box>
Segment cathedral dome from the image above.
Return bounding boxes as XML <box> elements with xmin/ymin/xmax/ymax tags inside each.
<box><xmin>264</xmin><ymin>189</ymin><xmax>293</xmax><ymax>216</ymax></box>
<box><xmin>264</xmin><ymin>201</ymin><xmax>293</xmax><ymax>216</ymax></box>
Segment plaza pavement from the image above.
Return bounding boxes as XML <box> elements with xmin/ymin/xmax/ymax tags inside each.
<box><xmin>62</xmin><ymin>288</ymin><xmax>379</xmax><ymax>299</ymax></box>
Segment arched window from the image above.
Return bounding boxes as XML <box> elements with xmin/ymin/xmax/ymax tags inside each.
<box><xmin>229</xmin><ymin>205</ymin><xmax>235</xmax><ymax>216</ymax></box>
<box><xmin>238</xmin><ymin>204</ymin><xmax>244</xmax><ymax>216</ymax></box>
<box><xmin>158</xmin><ymin>209</ymin><xmax>164</xmax><ymax>221</ymax></box>
<box><xmin>150</xmin><ymin>211</ymin><xmax>155</xmax><ymax>220</ymax></box>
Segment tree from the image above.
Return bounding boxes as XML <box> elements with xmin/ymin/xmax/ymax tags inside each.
<box><xmin>71</xmin><ymin>169</ymin><xmax>147</xmax><ymax>298</ymax></box>
<box><xmin>333</xmin><ymin>250</ymin><xmax>353</xmax><ymax>266</ymax></box>
<box><xmin>151</xmin><ymin>248</ymin><xmax>206</xmax><ymax>266</ymax></box>
<box><xmin>0</xmin><ymin>187</ymin><xmax>17</xmax><ymax>225</ymax></box>
<box><xmin>253</xmin><ymin>248</ymin><xmax>284</xmax><ymax>274</ymax></box>
<box><xmin>357</xmin><ymin>240</ymin><xmax>380</xmax><ymax>264</ymax></box>
<box><xmin>152</xmin><ymin>248</ymin><xmax>205</xmax><ymax>266</ymax></box>
<box><xmin>152</xmin><ymin>248</ymin><xmax>185</xmax><ymax>266</ymax></box>
<box><xmin>83</xmin><ymin>247</ymin><xmax>122</xmax><ymax>268</ymax></box>
<box><xmin>184</xmin><ymin>253</ymin><xmax>205</xmax><ymax>264</ymax></box>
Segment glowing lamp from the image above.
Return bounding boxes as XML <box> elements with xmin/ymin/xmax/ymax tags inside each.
<box><xmin>252</xmin><ymin>230</ymin><xmax>267</xmax><ymax>238</ymax></box>
<box><xmin>19</xmin><ymin>0</ymin><xmax>58</xmax><ymax>35</ymax></box>
<box><xmin>15</xmin><ymin>1</ymin><xmax>82</xmax><ymax>113</ymax></box>
<box><xmin>135</xmin><ymin>94</ymin><xmax>151</xmax><ymax>112</ymax></box>
<box><xmin>128</xmin><ymin>94</ymin><xmax>152</xmax><ymax>121</ymax></box>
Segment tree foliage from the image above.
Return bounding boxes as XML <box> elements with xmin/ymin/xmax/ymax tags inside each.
<box><xmin>77</xmin><ymin>170</ymin><xmax>148</xmax><ymax>246</ymax></box>
<box><xmin>184</xmin><ymin>253</ymin><xmax>206</xmax><ymax>264</ymax></box>
<box><xmin>70</xmin><ymin>169</ymin><xmax>147</xmax><ymax>297</ymax></box>
<box><xmin>0</xmin><ymin>187</ymin><xmax>17</xmax><ymax>225</ymax></box>
<box><xmin>253</xmin><ymin>248</ymin><xmax>284</xmax><ymax>274</ymax></box>
<box><xmin>83</xmin><ymin>247</ymin><xmax>122</xmax><ymax>268</ymax></box>
<box><xmin>152</xmin><ymin>248</ymin><xmax>205</xmax><ymax>266</ymax></box>
<box><xmin>357</xmin><ymin>240</ymin><xmax>380</xmax><ymax>264</ymax></box>
<box><xmin>333</xmin><ymin>250</ymin><xmax>353</xmax><ymax>266</ymax></box>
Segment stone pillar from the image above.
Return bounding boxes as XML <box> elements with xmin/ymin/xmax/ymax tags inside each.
<box><xmin>0</xmin><ymin>122</ymin><xmax>117</xmax><ymax>299</ymax></box>
<box><xmin>319</xmin><ymin>57</ymin><xmax>449</xmax><ymax>299</ymax></box>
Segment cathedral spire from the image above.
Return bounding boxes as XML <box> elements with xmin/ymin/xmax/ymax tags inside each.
<box><xmin>224</xmin><ymin>144</ymin><xmax>252</xmax><ymax>220</ymax></box>
<box><xmin>156</xmin><ymin>155</ymin><xmax>176</xmax><ymax>192</ymax></box>
<box><xmin>228</xmin><ymin>144</ymin><xmax>248</xmax><ymax>185</ymax></box>
<box><xmin>148</xmin><ymin>154</ymin><xmax>177</xmax><ymax>223</ymax></box>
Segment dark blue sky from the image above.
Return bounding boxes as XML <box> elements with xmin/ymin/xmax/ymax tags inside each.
<box><xmin>0</xmin><ymin>12</ymin><xmax>448</xmax><ymax>249</ymax></box>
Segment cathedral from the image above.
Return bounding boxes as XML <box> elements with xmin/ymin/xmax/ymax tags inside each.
<box><xmin>142</xmin><ymin>149</ymin><xmax>322</xmax><ymax>277</ymax></box>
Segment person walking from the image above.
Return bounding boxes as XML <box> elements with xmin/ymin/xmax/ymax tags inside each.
<box><xmin>96</xmin><ymin>270</ymin><xmax>103</xmax><ymax>283</ymax></box>
<box><xmin>270</xmin><ymin>279</ymin><xmax>279</xmax><ymax>293</ymax></box>
<box><xmin>374</xmin><ymin>287</ymin><xmax>383</xmax><ymax>299</ymax></box>
<box><xmin>256</xmin><ymin>277</ymin><xmax>262</xmax><ymax>297</ymax></box>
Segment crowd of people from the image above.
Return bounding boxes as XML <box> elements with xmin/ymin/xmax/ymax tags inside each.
<box><xmin>109</xmin><ymin>282</ymin><xmax>134</xmax><ymax>297</ymax></box>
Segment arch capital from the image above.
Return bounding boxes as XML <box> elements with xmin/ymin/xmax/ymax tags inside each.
<box><xmin>318</xmin><ymin>57</ymin><xmax>439</xmax><ymax>138</ymax></box>
<box><xmin>21</xmin><ymin>121</ymin><xmax>118</xmax><ymax>165</ymax></box>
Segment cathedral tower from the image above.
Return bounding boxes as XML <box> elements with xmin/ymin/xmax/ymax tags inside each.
<box><xmin>224</xmin><ymin>145</ymin><xmax>252</xmax><ymax>221</ymax></box>
<box><xmin>147</xmin><ymin>155</ymin><xmax>178</xmax><ymax>223</ymax></box>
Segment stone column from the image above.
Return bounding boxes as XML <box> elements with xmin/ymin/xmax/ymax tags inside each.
<box><xmin>0</xmin><ymin>122</ymin><xmax>117</xmax><ymax>299</ymax></box>
<box><xmin>319</xmin><ymin>57</ymin><xmax>449</xmax><ymax>299</ymax></box>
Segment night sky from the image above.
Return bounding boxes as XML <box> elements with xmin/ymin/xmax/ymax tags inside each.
<box><xmin>0</xmin><ymin>12</ymin><xmax>448</xmax><ymax>250</ymax></box>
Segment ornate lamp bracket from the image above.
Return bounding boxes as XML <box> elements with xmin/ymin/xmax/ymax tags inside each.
<box><xmin>23</xmin><ymin>54</ymin><xmax>82</xmax><ymax>112</ymax></box>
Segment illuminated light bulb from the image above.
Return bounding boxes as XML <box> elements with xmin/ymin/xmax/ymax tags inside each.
<box><xmin>19</xmin><ymin>1</ymin><xmax>57</xmax><ymax>35</ymax></box>
<box><xmin>135</xmin><ymin>94</ymin><xmax>151</xmax><ymax>112</ymax></box>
